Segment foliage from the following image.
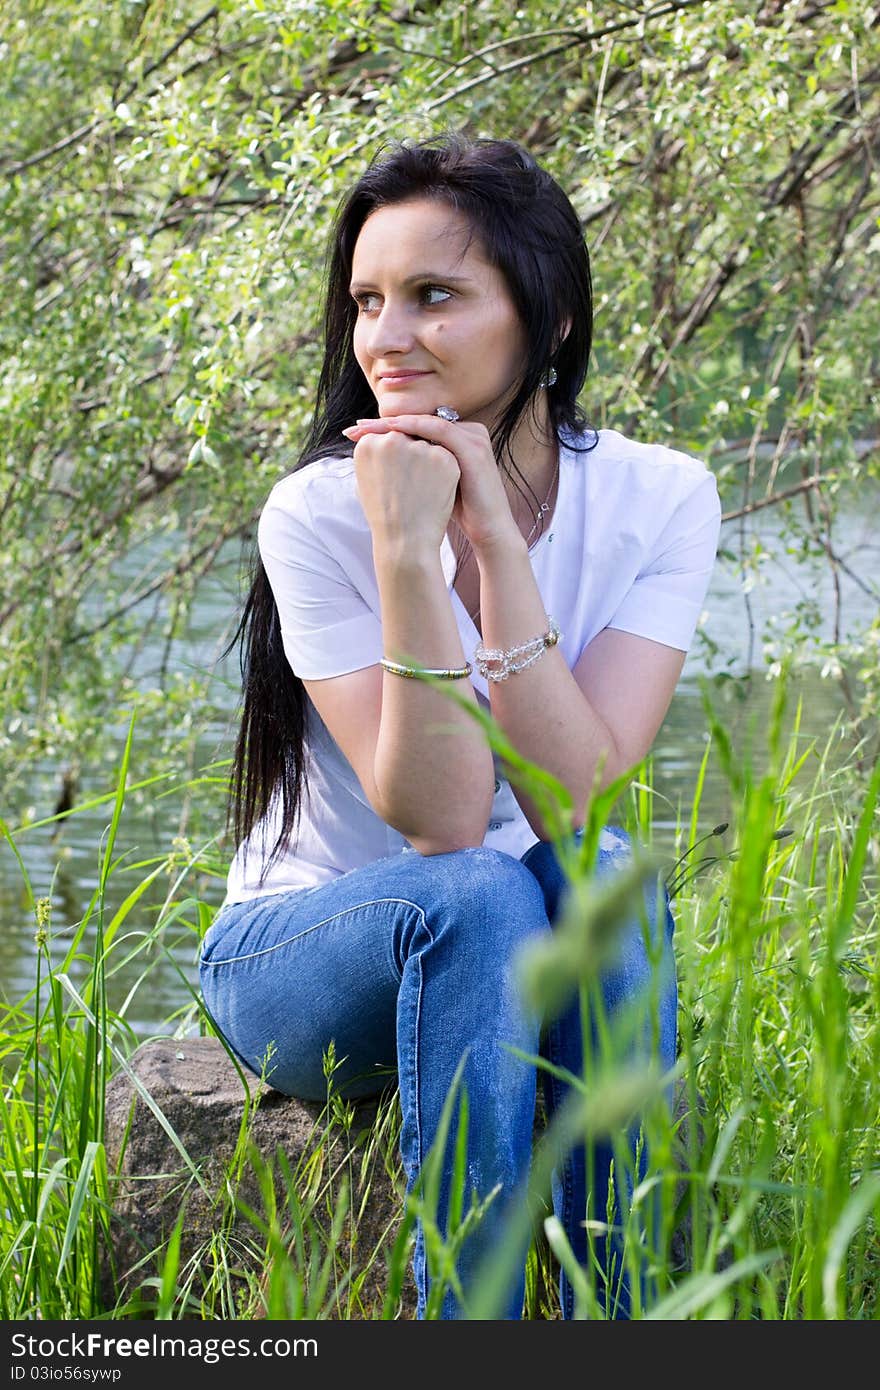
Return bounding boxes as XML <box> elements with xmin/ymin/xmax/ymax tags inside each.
<box><xmin>1</xmin><ymin>0</ymin><xmax>879</xmax><ymax>808</ymax></box>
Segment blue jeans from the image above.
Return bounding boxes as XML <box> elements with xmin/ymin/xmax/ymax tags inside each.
<box><xmin>198</xmin><ymin>828</ymin><xmax>677</xmax><ymax>1319</ymax></box>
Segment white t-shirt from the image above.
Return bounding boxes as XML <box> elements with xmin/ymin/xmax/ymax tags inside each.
<box><xmin>224</xmin><ymin>427</ymin><xmax>721</xmax><ymax>904</ymax></box>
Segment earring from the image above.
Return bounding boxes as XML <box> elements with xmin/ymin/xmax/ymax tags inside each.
<box><xmin>540</xmin><ymin>365</ymin><xmax>558</xmax><ymax>388</ymax></box>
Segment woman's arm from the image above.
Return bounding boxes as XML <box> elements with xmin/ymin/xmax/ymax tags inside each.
<box><xmin>359</xmin><ymin>544</ymin><xmax>496</xmax><ymax>850</ymax></box>
<box><xmin>302</xmin><ymin>575</ymin><xmax>494</xmax><ymax>855</ymax></box>
<box><xmin>473</xmin><ymin>531</ymin><xmax>685</xmax><ymax>838</ymax></box>
<box><xmin>302</xmin><ymin>429</ymin><xmax>494</xmax><ymax>855</ymax></box>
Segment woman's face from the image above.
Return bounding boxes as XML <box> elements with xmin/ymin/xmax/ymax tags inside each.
<box><xmin>350</xmin><ymin>197</ymin><xmax>528</xmax><ymax>425</ymax></box>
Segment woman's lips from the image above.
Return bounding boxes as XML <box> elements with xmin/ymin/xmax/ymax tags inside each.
<box><xmin>378</xmin><ymin>371</ymin><xmax>432</xmax><ymax>384</ymax></box>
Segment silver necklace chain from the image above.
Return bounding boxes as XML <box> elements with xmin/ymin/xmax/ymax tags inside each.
<box><xmin>464</xmin><ymin>455</ymin><xmax>559</xmax><ymax>628</ymax></box>
<box><xmin>524</xmin><ymin>453</ymin><xmax>559</xmax><ymax>546</ymax></box>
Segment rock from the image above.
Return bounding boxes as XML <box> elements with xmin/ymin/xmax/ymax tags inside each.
<box><xmin>101</xmin><ymin>1035</ymin><xmax>415</xmax><ymax>1319</ymax></box>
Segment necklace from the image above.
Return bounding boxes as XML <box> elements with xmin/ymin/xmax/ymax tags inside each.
<box><xmin>463</xmin><ymin>453</ymin><xmax>559</xmax><ymax>628</ymax></box>
<box><xmin>524</xmin><ymin>453</ymin><xmax>560</xmax><ymax>547</ymax></box>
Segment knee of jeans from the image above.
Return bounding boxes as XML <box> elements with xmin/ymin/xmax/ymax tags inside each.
<box><xmin>463</xmin><ymin>843</ymin><xmax>544</xmax><ymax>896</ymax></box>
<box><xmin>439</xmin><ymin>846</ymin><xmax>548</xmax><ymax>941</ymax></box>
<box><xmin>598</xmin><ymin>824</ymin><xmax>632</xmax><ymax>859</ymax></box>
<box><xmin>585</xmin><ymin>826</ymin><xmax>674</xmax><ymax>948</ymax></box>
<box><xmin>600</xmin><ymin>825</ymin><xmax>670</xmax><ymax>895</ymax></box>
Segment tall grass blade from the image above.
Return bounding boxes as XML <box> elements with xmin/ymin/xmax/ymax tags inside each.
<box><xmin>98</xmin><ymin>712</ymin><xmax>136</xmax><ymax>892</ymax></box>
<box><xmin>646</xmin><ymin>1248</ymin><xmax>783</xmax><ymax>1319</ymax></box>
<box><xmin>822</xmin><ymin>1174</ymin><xmax>880</xmax><ymax>1319</ymax></box>
<box><xmin>57</xmin><ymin>1141</ymin><xmax>101</xmax><ymax>1278</ymax></box>
<box><xmin>831</xmin><ymin>753</ymin><xmax>880</xmax><ymax>958</ymax></box>
<box><xmin>157</xmin><ymin>1205</ymin><xmax>187</xmax><ymax>1319</ymax></box>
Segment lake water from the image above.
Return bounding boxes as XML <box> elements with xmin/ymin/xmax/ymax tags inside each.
<box><xmin>2</xmin><ymin>475</ymin><xmax>877</xmax><ymax>1035</ymax></box>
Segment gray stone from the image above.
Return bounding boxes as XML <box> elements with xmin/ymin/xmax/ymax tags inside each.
<box><xmin>101</xmin><ymin>1036</ymin><xmax>415</xmax><ymax>1319</ymax></box>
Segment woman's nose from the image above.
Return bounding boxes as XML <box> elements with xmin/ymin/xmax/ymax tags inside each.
<box><xmin>365</xmin><ymin>300</ymin><xmax>415</xmax><ymax>357</ymax></box>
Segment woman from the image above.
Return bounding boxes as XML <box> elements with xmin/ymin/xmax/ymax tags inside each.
<box><xmin>198</xmin><ymin>131</ymin><xmax>721</xmax><ymax>1320</ymax></box>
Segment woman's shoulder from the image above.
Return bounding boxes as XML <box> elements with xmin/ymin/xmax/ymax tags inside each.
<box><xmin>261</xmin><ymin>451</ymin><xmax>361</xmax><ymax>531</ymax></box>
<box><xmin>266</xmin><ymin>450</ymin><xmax>357</xmax><ymax>506</ymax></box>
<box><xmin>577</xmin><ymin>427</ymin><xmax>710</xmax><ymax>477</ymax></box>
<box><xmin>569</xmin><ymin>426</ymin><xmax>718</xmax><ymax>517</ymax></box>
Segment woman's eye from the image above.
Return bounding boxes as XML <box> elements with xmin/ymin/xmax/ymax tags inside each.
<box><xmin>352</xmin><ymin>286</ymin><xmax>451</xmax><ymax>313</ymax></box>
<box><xmin>422</xmin><ymin>285</ymin><xmax>451</xmax><ymax>306</ymax></box>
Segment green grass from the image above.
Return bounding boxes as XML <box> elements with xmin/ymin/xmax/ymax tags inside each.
<box><xmin>1</xmin><ymin>676</ymin><xmax>878</xmax><ymax>1320</ymax></box>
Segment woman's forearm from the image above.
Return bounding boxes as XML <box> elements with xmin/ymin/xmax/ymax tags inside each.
<box><xmin>372</xmin><ymin>543</ymin><xmax>494</xmax><ymax>852</ymax></box>
<box><xmin>475</xmin><ymin>534</ymin><xmax>622</xmax><ymax>837</ymax></box>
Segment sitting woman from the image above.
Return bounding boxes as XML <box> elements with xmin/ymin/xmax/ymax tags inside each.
<box><xmin>198</xmin><ymin>131</ymin><xmax>721</xmax><ymax>1319</ymax></box>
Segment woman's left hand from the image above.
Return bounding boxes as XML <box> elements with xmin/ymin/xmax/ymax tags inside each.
<box><xmin>341</xmin><ymin>415</ymin><xmax>522</xmax><ymax>553</ymax></box>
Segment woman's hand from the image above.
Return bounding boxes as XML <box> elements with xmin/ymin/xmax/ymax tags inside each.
<box><xmin>343</xmin><ymin>426</ymin><xmax>461</xmax><ymax>553</ymax></box>
<box><xmin>343</xmin><ymin>415</ymin><xmax>521</xmax><ymax>554</ymax></box>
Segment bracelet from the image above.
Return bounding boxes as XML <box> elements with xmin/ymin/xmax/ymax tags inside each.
<box><xmin>380</xmin><ymin>657</ymin><xmax>474</xmax><ymax>681</ymax></box>
<box><xmin>474</xmin><ymin>618</ymin><xmax>561</xmax><ymax>682</ymax></box>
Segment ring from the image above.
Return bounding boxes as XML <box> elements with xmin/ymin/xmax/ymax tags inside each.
<box><xmin>434</xmin><ymin>405</ymin><xmax>460</xmax><ymax>422</ymax></box>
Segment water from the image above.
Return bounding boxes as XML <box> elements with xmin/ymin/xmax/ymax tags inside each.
<box><xmin>2</xmin><ymin>475</ymin><xmax>877</xmax><ymax>1035</ymax></box>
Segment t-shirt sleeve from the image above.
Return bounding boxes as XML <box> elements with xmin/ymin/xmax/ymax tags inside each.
<box><xmin>606</xmin><ymin>467</ymin><xmax>721</xmax><ymax>652</ymax></box>
<box><xmin>257</xmin><ymin>484</ymin><xmax>383</xmax><ymax>680</ymax></box>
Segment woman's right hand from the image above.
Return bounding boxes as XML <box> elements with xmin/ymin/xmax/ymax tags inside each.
<box><xmin>347</xmin><ymin>427</ymin><xmax>461</xmax><ymax>553</ymax></box>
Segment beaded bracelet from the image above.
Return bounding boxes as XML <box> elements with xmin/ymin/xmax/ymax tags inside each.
<box><xmin>380</xmin><ymin>657</ymin><xmax>473</xmax><ymax>681</ymax></box>
<box><xmin>474</xmin><ymin>618</ymin><xmax>561</xmax><ymax>682</ymax></box>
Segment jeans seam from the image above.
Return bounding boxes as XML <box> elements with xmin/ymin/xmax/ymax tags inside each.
<box><xmin>413</xmin><ymin>948</ymin><xmax>426</xmax><ymax>1172</ymax></box>
<box><xmin>199</xmin><ymin>896</ymin><xmax>428</xmax><ymax>969</ymax></box>
<box><xmin>408</xmin><ymin>921</ymin><xmax>433</xmax><ymax>1319</ymax></box>
<box><xmin>546</xmin><ymin>1024</ymin><xmax>576</xmax><ymax>1320</ymax></box>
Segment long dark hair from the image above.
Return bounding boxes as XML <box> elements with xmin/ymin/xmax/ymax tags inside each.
<box><xmin>228</xmin><ymin>130</ymin><xmax>596</xmax><ymax>872</ymax></box>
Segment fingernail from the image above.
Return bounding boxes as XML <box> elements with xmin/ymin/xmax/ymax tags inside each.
<box><xmin>341</xmin><ymin>426</ymin><xmax>358</xmax><ymax>438</ymax></box>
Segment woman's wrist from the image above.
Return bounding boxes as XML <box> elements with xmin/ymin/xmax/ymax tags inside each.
<box><xmin>471</xmin><ymin>525</ymin><xmax>529</xmax><ymax>567</ymax></box>
<box><xmin>372</xmin><ymin>535</ymin><xmax>445</xmax><ymax>574</ymax></box>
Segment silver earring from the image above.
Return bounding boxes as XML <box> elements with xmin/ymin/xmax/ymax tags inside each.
<box><xmin>540</xmin><ymin>365</ymin><xmax>558</xmax><ymax>388</ymax></box>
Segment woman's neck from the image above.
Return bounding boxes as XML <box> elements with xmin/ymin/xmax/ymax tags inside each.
<box><xmin>500</xmin><ymin>399</ymin><xmax>560</xmax><ymax>534</ymax></box>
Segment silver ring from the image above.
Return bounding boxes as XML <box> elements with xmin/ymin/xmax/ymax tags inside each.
<box><xmin>434</xmin><ymin>405</ymin><xmax>460</xmax><ymax>422</ymax></box>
